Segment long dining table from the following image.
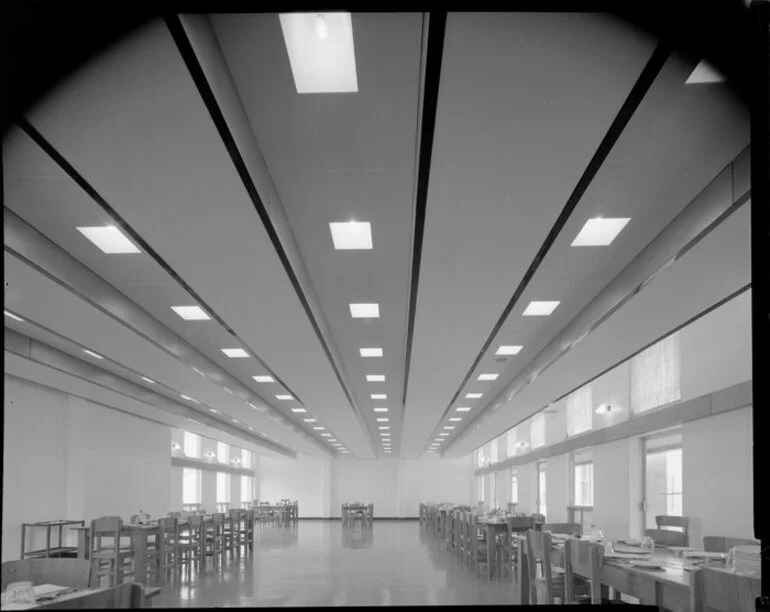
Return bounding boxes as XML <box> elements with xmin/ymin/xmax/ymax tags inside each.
<box><xmin>516</xmin><ymin>536</ymin><xmax>698</xmax><ymax>611</ymax></box>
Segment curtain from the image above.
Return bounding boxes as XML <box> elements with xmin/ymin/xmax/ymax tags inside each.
<box><xmin>631</xmin><ymin>333</ymin><xmax>681</xmax><ymax>414</ymax></box>
<box><xmin>567</xmin><ymin>385</ymin><xmax>593</xmax><ymax>436</ymax></box>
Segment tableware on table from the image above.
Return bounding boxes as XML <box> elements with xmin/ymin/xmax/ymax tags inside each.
<box><xmin>618</xmin><ymin>538</ymin><xmax>641</xmax><ymax>545</ymax></box>
<box><xmin>613</xmin><ymin>543</ymin><xmax>647</xmax><ymax>554</ymax></box>
<box><xmin>630</xmin><ymin>559</ymin><xmax>665</xmax><ymax>569</ymax></box>
<box><xmin>668</xmin><ymin>546</ymin><xmax>701</xmax><ymax>558</ymax></box>
<box><xmin>5</xmin><ymin>582</ymin><xmax>35</xmax><ymax>605</ymax></box>
<box><xmin>641</xmin><ymin>536</ymin><xmax>655</xmax><ymax>558</ymax></box>
<box><xmin>683</xmin><ymin>551</ymin><xmax>726</xmax><ymax>560</ymax></box>
<box><xmin>603</xmin><ymin>540</ymin><xmax>615</xmax><ymax>555</ymax></box>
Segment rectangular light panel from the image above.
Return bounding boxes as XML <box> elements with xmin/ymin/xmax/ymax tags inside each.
<box><xmin>455</xmin><ymin>407</ymin><xmax>471</xmax><ymax>412</ymax></box>
<box><xmin>376</xmin><ymin>418</ymin><xmax>389</xmax><ymax>422</ymax></box>
<box><xmin>373</xmin><ymin>408</ymin><xmax>388</xmax><ymax>412</ymax></box>
<box><xmin>329</xmin><ymin>221</ymin><xmax>372</xmax><ymax>249</ymax></box>
<box><xmin>313</xmin><ymin>427</ymin><xmax>325</xmax><ymax>431</ymax></box>
<box><xmin>378</xmin><ymin>426</ymin><xmax>390</xmax><ymax>430</ymax></box>
<box><xmin>366</xmin><ymin>375</ymin><xmax>385</xmax><ymax>382</ymax></box>
<box><xmin>276</xmin><ymin>394</ymin><xmax>294</xmax><ymax>400</ymax></box>
<box><xmin>523</xmin><ymin>301</ymin><xmax>560</xmax><ymax>316</ymax></box>
<box><xmin>304</xmin><ymin>418</ymin><xmax>317</xmax><ymax>423</ymax></box>
<box><xmin>449</xmin><ymin>417</ymin><xmax>461</xmax><ymax>422</ymax></box>
<box><xmin>221</xmin><ymin>348</ymin><xmax>249</xmax><ymax>358</ymax></box>
<box><xmin>443</xmin><ymin>426</ymin><xmax>455</xmax><ymax>430</ymax></box>
<box><xmin>359</xmin><ymin>347</ymin><xmax>383</xmax><ymax>357</ymax></box>
<box><xmin>253</xmin><ymin>375</ymin><xmax>275</xmax><ymax>383</ymax></box>
<box><xmin>371</xmin><ymin>394</ymin><xmax>387</xmax><ymax>400</ymax></box>
<box><xmin>141</xmin><ymin>376</ymin><xmax>155</xmax><ymax>384</ymax></box>
<box><xmin>291</xmin><ymin>408</ymin><xmax>307</xmax><ymax>413</ymax></box>
<box><xmin>83</xmin><ymin>349</ymin><xmax>104</xmax><ymax>360</ymax></box>
<box><xmin>571</xmin><ymin>217</ymin><xmax>630</xmax><ymax>246</ymax></box>
<box><xmin>465</xmin><ymin>393</ymin><xmax>482</xmax><ymax>399</ymax></box>
<box><xmin>439</xmin><ymin>433</ymin><xmax>450</xmax><ymax>437</ymax></box>
<box><xmin>171</xmin><ymin>306</ymin><xmax>210</xmax><ymax>321</ymax></box>
<box><xmin>350</xmin><ymin>303</ymin><xmax>379</xmax><ymax>318</ymax></box>
<box><xmin>76</xmin><ymin>226</ymin><xmax>141</xmax><ymax>254</ymax></box>
<box><xmin>4</xmin><ymin>311</ymin><xmax>24</xmax><ymax>322</ymax></box>
<box><xmin>321</xmin><ymin>433</ymin><xmax>331</xmax><ymax>437</ymax></box>
<box><xmin>279</xmin><ymin>13</ymin><xmax>358</xmax><ymax>94</ymax></box>
<box><xmin>478</xmin><ymin>373</ymin><xmax>498</xmax><ymax>381</ymax></box>
<box><xmin>180</xmin><ymin>395</ymin><xmax>198</xmax><ymax>404</ymax></box>
<box><xmin>496</xmin><ymin>345</ymin><xmax>522</xmax><ymax>356</ymax></box>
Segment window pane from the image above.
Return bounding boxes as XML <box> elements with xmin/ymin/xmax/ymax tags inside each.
<box><xmin>631</xmin><ymin>333</ymin><xmax>681</xmax><ymax>414</ymax></box>
<box><xmin>217</xmin><ymin>442</ymin><xmax>229</xmax><ymax>464</ymax></box>
<box><xmin>531</xmin><ymin>414</ymin><xmax>546</xmax><ymax>449</ymax></box>
<box><xmin>511</xmin><ymin>469</ymin><xmax>518</xmax><ymax>504</ymax></box>
<box><xmin>490</xmin><ymin>439</ymin><xmax>499</xmax><ymax>463</ymax></box>
<box><xmin>182</xmin><ymin>468</ymin><xmax>201</xmax><ymax>504</ymax></box>
<box><xmin>645</xmin><ymin>443</ymin><xmax>683</xmax><ymax>529</ymax></box>
<box><xmin>574</xmin><ymin>462</ymin><xmax>594</xmax><ymax>506</ymax></box>
<box><xmin>492</xmin><ymin>472</ymin><xmax>498</xmax><ymax>508</ymax></box>
<box><xmin>241</xmin><ymin>475</ymin><xmax>252</xmax><ymax>503</ymax></box>
<box><xmin>217</xmin><ymin>472</ymin><xmax>230</xmax><ymax>503</ymax></box>
<box><xmin>183</xmin><ymin>432</ymin><xmax>200</xmax><ymax>459</ymax></box>
<box><xmin>538</xmin><ymin>463</ymin><xmax>547</xmax><ymax>517</ymax></box>
<box><xmin>242</xmin><ymin>449</ymin><xmax>251</xmax><ymax>469</ymax></box>
<box><xmin>507</xmin><ymin>429</ymin><xmax>518</xmax><ymax>458</ymax></box>
<box><xmin>567</xmin><ymin>386</ymin><xmax>593</xmax><ymax>436</ymax></box>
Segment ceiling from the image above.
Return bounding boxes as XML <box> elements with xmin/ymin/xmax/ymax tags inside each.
<box><xmin>3</xmin><ymin>12</ymin><xmax>751</xmax><ymax>461</ymax></box>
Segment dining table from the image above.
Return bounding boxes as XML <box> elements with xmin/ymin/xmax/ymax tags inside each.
<box><xmin>476</xmin><ymin>517</ymin><xmax>510</xmax><ymax>580</ymax></box>
<box><xmin>515</xmin><ymin>536</ymin><xmax>727</xmax><ymax>611</ymax></box>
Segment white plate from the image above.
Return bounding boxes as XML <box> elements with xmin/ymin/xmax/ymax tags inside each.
<box><xmin>630</xmin><ymin>560</ymin><xmax>665</xmax><ymax>569</ymax></box>
<box><xmin>619</xmin><ymin>538</ymin><xmax>641</xmax><ymax>545</ymax></box>
<box><xmin>668</xmin><ymin>546</ymin><xmax>700</xmax><ymax>552</ymax></box>
<box><xmin>683</xmin><ymin>551</ymin><xmax>726</xmax><ymax>559</ymax></box>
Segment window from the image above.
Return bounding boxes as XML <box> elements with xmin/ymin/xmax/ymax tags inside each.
<box><xmin>476</xmin><ymin>449</ymin><xmax>487</xmax><ymax>468</ymax></box>
<box><xmin>537</xmin><ymin>462</ymin><xmax>547</xmax><ymax>517</ymax></box>
<box><xmin>492</xmin><ymin>472</ymin><xmax>498</xmax><ymax>508</ymax></box>
<box><xmin>510</xmin><ymin>468</ymin><xmax>519</xmax><ymax>504</ymax></box>
<box><xmin>217</xmin><ymin>441</ymin><xmax>229</xmax><ymax>464</ymax></box>
<box><xmin>183</xmin><ymin>431</ymin><xmax>201</xmax><ymax>459</ymax></box>
<box><xmin>217</xmin><ymin>472</ymin><xmax>230</xmax><ymax>504</ymax></box>
<box><xmin>490</xmin><ymin>439</ymin><xmax>499</xmax><ymax>463</ymax></box>
<box><xmin>644</xmin><ymin>432</ymin><xmax>683</xmax><ymax>529</ymax></box>
<box><xmin>240</xmin><ymin>475</ymin><xmax>253</xmax><ymax>503</ymax></box>
<box><xmin>573</xmin><ymin>452</ymin><xmax>594</xmax><ymax>506</ymax></box>
<box><xmin>182</xmin><ymin>468</ymin><xmax>201</xmax><ymax>504</ymax></box>
<box><xmin>478</xmin><ymin>474</ymin><xmax>486</xmax><ymax>503</ymax></box>
<box><xmin>567</xmin><ymin>386</ymin><xmax>593</xmax><ymax>436</ymax></box>
<box><xmin>631</xmin><ymin>333</ymin><xmax>681</xmax><ymax>414</ymax></box>
<box><xmin>506</xmin><ymin>429</ymin><xmax>518</xmax><ymax>458</ymax></box>
<box><xmin>242</xmin><ymin>449</ymin><xmax>252</xmax><ymax>469</ymax></box>
<box><xmin>531</xmin><ymin>413</ymin><xmax>546</xmax><ymax>449</ymax></box>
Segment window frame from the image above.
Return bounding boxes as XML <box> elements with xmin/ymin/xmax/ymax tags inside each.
<box><xmin>183</xmin><ymin>431</ymin><xmax>201</xmax><ymax>459</ymax></box>
<box><xmin>182</xmin><ymin>467</ymin><xmax>202</xmax><ymax>504</ymax></box>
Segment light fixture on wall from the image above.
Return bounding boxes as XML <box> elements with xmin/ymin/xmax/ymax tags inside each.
<box><xmin>171</xmin><ymin>443</ymin><xmax>181</xmax><ymax>453</ymax></box>
<box><xmin>595</xmin><ymin>403</ymin><xmax>612</xmax><ymax>415</ymax></box>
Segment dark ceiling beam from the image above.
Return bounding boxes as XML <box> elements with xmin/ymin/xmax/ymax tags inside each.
<box><xmin>4</xmin><ymin>208</ymin><xmax>337</xmax><ymax>459</ymax></box>
<box><xmin>441</xmin><ymin>147</ymin><xmax>751</xmax><ymax>456</ymax></box>
<box><xmin>4</xmin><ymin>327</ymin><xmax>296</xmax><ymax>458</ymax></box>
<box><xmin>426</xmin><ymin>42</ymin><xmax>671</xmax><ymax>455</ymax></box>
<box><xmin>401</xmin><ymin>12</ymin><xmax>446</xmax><ymax>413</ymax></box>
<box><xmin>165</xmin><ymin>13</ymin><xmax>376</xmax><ymax>458</ymax></box>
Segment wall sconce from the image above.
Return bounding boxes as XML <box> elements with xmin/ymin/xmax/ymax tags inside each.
<box><xmin>171</xmin><ymin>443</ymin><xmax>181</xmax><ymax>451</ymax></box>
<box><xmin>595</xmin><ymin>404</ymin><xmax>612</xmax><ymax>415</ymax></box>
<box><xmin>516</xmin><ymin>441</ymin><xmax>529</xmax><ymax>451</ymax></box>
<box><xmin>206</xmin><ymin>451</ymin><xmax>216</xmax><ymax>461</ymax></box>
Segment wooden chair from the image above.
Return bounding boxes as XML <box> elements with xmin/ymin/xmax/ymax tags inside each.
<box><xmin>204</xmin><ymin>513</ymin><xmax>225</xmax><ymax>566</ymax></box>
<box><xmin>648</xmin><ymin>515</ymin><xmax>689</xmax><ymax>546</ymax></box>
<box><xmin>689</xmin><ymin>566</ymin><xmax>761</xmax><ymax>612</ymax></box>
<box><xmin>154</xmin><ymin>517</ymin><xmax>179</xmax><ymax>582</ymax></box>
<box><xmin>526</xmin><ymin>530</ymin><xmax>565</xmax><ymax>604</ymax></box>
<box><xmin>468</xmin><ymin>514</ymin><xmax>489</xmax><ymax>577</ymax></box>
<box><xmin>702</xmin><ymin>536</ymin><xmax>760</xmax><ymax>553</ymax></box>
<box><xmin>37</xmin><ymin>581</ymin><xmax>139</xmax><ymax>609</ymax></box>
<box><xmin>89</xmin><ymin>517</ymin><xmax>134</xmax><ymax>588</ymax></box>
<box><xmin>564</xmin><ymin>538</ymin><xmax>603</xmax><ymax>604</ymax></box>
<box><xmin>544</xmin><ymin>522</ymin><xmax>582</xmax><ymax>536</ymax></box>
<box><xmin>166</xmin><ymin>512</ymin><xmax>182</xmax><ymax>519</ymax></box>
<box><xmin>1</xmin><ymin>559</ymin><xmax>92</xmax><ymax>590</ymax></box>
<box><xmin>644</xmin><ymin>528</ymin><xmax>688</xmax><ymax>547</ymax></box>
<box><xmin>177</xmin><ymin>515</ymin><xmax>203</xmax><ymax>571</ymax></box>
<box><xmin>497</xmin><ymin>517</ymin><xmax>533</xmax><ymax>580</ymax></box>
<box><xmin>243</xmin><ymin>509</ymin><xmax>255</xmax><ymax>551</ymax></box>
<box><xmin>224</xmin><ymin>509</ymin><xmax>245</xmax><ymax>555</ymax></box>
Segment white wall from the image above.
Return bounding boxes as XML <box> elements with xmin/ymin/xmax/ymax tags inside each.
<box><xmin>3</xmin><ymin>376</ymin><xmax>71</xmax><ymax>561</ymax></box>
<box><xmin>592</xmin><ymin>439</ymin><xmax>635</xmax><ymax>540</ymax></box>
<box><xmin>545</xmin><ymin>454</ymin><xmax>569</xmax><ymax>523</ymax></box>
<box><xmin>683</xmin><ymin>406</ymin><xmax>753</xmax><ymax>547</ymax></box>
<box><xmin>259</xmin><ymin>457</ymin><xmax>332</xmax><ymax>517</ymax></box>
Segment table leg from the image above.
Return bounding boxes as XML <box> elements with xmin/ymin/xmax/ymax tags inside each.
<box><xmin>486</xmin><ymin>525</ymin><xmax>495</xmax><ymax>580</ymax></box>
<box><xmin>134</xmin><ymin>531</ymin><xmax>147</xmax><ymax>585</ymax></box>
<box><xmin>46</xmin><ymin>525</ymin><xmax>52</xmax><ymax>558</ymax></box>
<box><xmin>199</xmin><ymin>522</ymin><xmax>206</xmax><ymax>566</ymax></box>
<box><xmin>518</xmin><ymin>539</ymin><xmax>529</xmax><ymax>604</ymax></box>
<box><xmin>77</xmin><ymin>530</ymin><xmax>87</xmax><ymax>559</ymax></box>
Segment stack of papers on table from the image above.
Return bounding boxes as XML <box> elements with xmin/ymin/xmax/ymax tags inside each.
<box><xmin>613</xmin><ymin>544</ymin><xmax>646</xmax><ymax>554</ymax></box>
<box><xmin>733</xmin><ymin>546</ymin><xmax>760</xmax><ymax>574</ymax></box>
<box><xmin>32</xmin><ymin>585</ymin><xmax>70</xmax><ymax>598</ymax></box>
<box><xmin>605</xmin><ymin>552</ymin><xmax>651</xmax><ymax>560</ymax></box>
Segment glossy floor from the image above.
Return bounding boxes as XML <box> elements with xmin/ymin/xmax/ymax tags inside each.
<box><xmin>154</xmin><ymin>520</ymin><xmax>520</xmax><ymax>606</ymax></box>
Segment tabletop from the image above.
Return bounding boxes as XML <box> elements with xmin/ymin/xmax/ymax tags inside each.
<box><xmin>1</xmin><ymin>588</ymin><xmax>103</xmax><ymax>611</ymax></box>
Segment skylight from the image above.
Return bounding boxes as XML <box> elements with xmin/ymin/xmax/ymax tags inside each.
<box><xmin>329</xmin><ymin>221</ymin><xmax>372</xmax><ymax>249</ymax></box>
<box><xmin>76</xmin><ymin>225</ymin><xmax>141</xmax><ymax>254</ymax></box>
<box><xmin>171</xmin><ymin>306</ymin><xmax>210</xmax><ymax>321</ymax></box>
<box><xmin>350</xmin><ymin>303</ymin><xmax>379</xmax><ymax>318</ymax></box>
<box><xmin>279</xmin><ymin>13</ymin><xmax>358</xmax><ymax>94</ymax></box>
<box><xmin>571</xmin><ymin>217</ymin><xmax>630</xmax><ymax>246</ymax></box>
<box><xmin>523</xmin><ymin>301</ymin><xmax>560</xmax><ymax>316</ymax></box>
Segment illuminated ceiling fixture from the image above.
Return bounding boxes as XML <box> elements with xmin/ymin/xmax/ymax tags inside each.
<box><xmin>141</xmin><ymin>376</ymin><xmax>155</xmax><ymax>384</ymax></box>
<box><xmin>371</xmin><ymin>394</ymin><xmax>387</xmax><ymax>400</ymax></box>
<box><xmin>279</xmin><ymin>12</ymin><xmax>358</xmax><ymax>94</ymax></box>
<box><xmin>330</xmin><ymin>221</ymin><xmax>372</xmax><ymax>250</ymax></box>
<box><xmin>222</xmin><ymin>348</ymin><xmax>249</xmax><ymax>358</ymax></box>
<box><xmin>83</xmin><ymin>349</ymin><xmax>104</xmax><ymax>360</ymax></box>
<box><xmin>171</xmin><ymin>306</ymin><xmax>210</xmax><ymax>321</ymax></box>
<box><xmin>455</xmin><ymin>407</ymin><xmax>471</xmax><ymax>412</ymax></box>
<box><xmin>4</xmin><ymin>310</ymin><xmax>24</xmax><ymax>322</ymax></box>
<box><xmin>276</xmin><ymin>394</ymin><xmax>293</xmax><ymax>400</ymax></box>
<box><xmin>359</xmin><ymin>347</ymin><xmax>383</xmax><ymax>357</ymax></box>
<box><xmin>496</xmin><ymin>345</ymin><xmax>522</xmax><ymax>356</ymax></box>
<box><xmin>685</xmin><ymin>60</ymin><xmax>725</xmax><ymax>84</ymax></box>
<box><xmin>465</xmin><ymin>393</ymin><xmax>482</xmax><ymax>399</ymax></box>
<box><xmin>595</xmin><ymin>403</ymin><xmax>612</xmax><ymax>415</ymax></box>
<box><xmin>350</xmin><ymin>303</ymin><xmax>379</xmax><ymax>318</ymax></box>
<box><xmin>478</xmin><ymin>373</ymin><xmax>498</xmax><ymax>381</ymax></box>
<box><xmin>291</xmin><ymin>408</ymin><xmax>307</xmax><ymax>413</ymax></box>
<box><xmin>253</xmin><ymin>375</ymin><xmax>275</xmax><ymax>383</ymax></box>
<box><xmin>522</xmin><ymin>301</ymin><xmax>560</xmax><ymax>316</ymax></box>
<box><xmin>366</xmin><ymin>375</ymin><xmax>385</xmax><ymax>382</ymax></box>
<box><xmin>449</xmin><ymin>417</ymin><xmax>461</xmax><ymax>422</ymax></box>
<box><xmin>571</xmin><ymin>217</ymin><xmax>631</xmax><ymax>246</ymax></box>
<box><xmin>76</xmin><ymin>225</ymin><xmax>140</xmax><ymax>254</ymax></box>
<box><xmin>373</xmin><ymin>408</ymin><xmax>388</xmax><ymax>412</ymax></box>
<box><xmin>180</xmin><ymin>395</ymin><xmax>199</xmax><ymax>404</ymax></box>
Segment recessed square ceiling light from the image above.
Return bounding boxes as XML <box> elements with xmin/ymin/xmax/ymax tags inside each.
<box><xmin>439</xmin><ymin>433</ymin><xmax>449</xmax><ymax>437</ymax></box>
<box><xmin>171</xmin><ymin>306</ymin><xmax>210</xmax><ymax>321</ymax></box>
<box><xmin>685</xmin><ymin>60</ymin><xmax>725</xmax><ymax>84</ymax></box>
<box><xmin>321</xmin><ymin>433</ymin><xmax>332</xmax><ymax>437</ymax></box>
<box><xmin>279</xmin><ymin>12</ymin><xmax>358</xmax><ymax>94</ymax></box>
<box><xmin>455</xmin><ymin>407</ymin><xmax>472</xmax><ymax>412</ymax></box>
<box><xmin>329</xmin><ymin>221</ymin><xmax>372</xmax><ymax>249</ymax></box>
<box><xmin>373</xmin><ymin>408</ymin><xmax>388</xmax><ymax>412</ymax></box>
<box><xmin>253</xmin><ymin>375</ymin><xmax>275</xmax><ymax>383</ymax></box>
<box><xmin>376</xmin><ymin>418</ymin><xmax>389</xmax><ymax>422</ymax></box>
<box><xmin>83</xmin><ymin>349</ymin><xmax>104</xmax><ymax>360</ymax></box>
<box><xmin>304</xmin><ymin>418</ymin><xmax>317</xmax><ymax>423</ymax></box>
<box><xmin>359</xmin><ymin>347</ymin><xmax>383</xmax><ymax>357</ymax></box>
<box><xmin>329</xmin><ymin>439</ymin><xmax>337</xmax><ymax>442</ymax></box>
<box><xmin>180</xmin><ymin>395</ymin><xmax>199</xmax><ymax>404</ymax></box>
<box><xmin>276</xmin><ymin>394</ymin><xmax>293</xmax><ymax>400</ymax></box>
<box><xmin>443</xmin><ymin>426</ymin><xmax>455</xmax><ymax>430</ymax></box>
<box><xmin>231</xmin><ymin>418</ymin><xmax>239</xmax><ymax>423</ymax></box>
<box><xmin>140</xmin><ymin>376</ymin><xmax>155</xmax><ymax>384</ymax></box>
<box><xmin>313</xmin><ymin>426</ymin><xmax>325</xmax><ymax>430</ymax></box>
<box><xmin>366</xmin><ymin>374</ymin><xmax>385</xmax><ymax>382</ymax></box>
<box><xmin>380</xmin><ymin>433</ymin><xmax>390</xmax><ymax>437</ymax></box>
<box><xmin>209</xmin><ymin>408</ymin><xmax>219</xmax><ymax>413</ymax></box>
<box><xmin>478</xmin><ymin>373</ymin><xmax>498</xmax><ymax>381</ymax></box>
<box><xmin>76</xmin><ymin>225</ymin><xmax>141</xmax><ymax>254</ymax></box>
<box><xmin>222</xmin><ymin>348</ymin><xmax>249</xmax><ymax>358</ymax></box>
<box><xmin>378</xmin><ymin>426</ymin><xmax>390</xmax><ymax>430</ymax></box>
<box><xmin>350</xmin><ymin>303</ymin><xmax>379</xmax><ymax>318</ymax></box>
<box><xmin>4</xmin><ymin>311</ymin><xmax>24</xmax><ymax>322</ymax></box>
<box><xmin>291</xmin><ymin>408</ymin><xmax>307</xmax><ymax>413</ymax></box>
<box><xmin>341</xmin><ymin>450</ymin><xmax>349</xmax><ymax>453</ymax></box>
<box><xmin>248</xmin><ymin>426</ymin><xmax>254</xmax><ymax>431</ymax></box>
<box><xmin>522</xmin><ymin>301</ymin><xmax>560</xmax><ymax>316</ymax></box>
<box><xmin>496</xmin><ymin>345</ymin><xmax>523</xmax><ymax>356</ymax></box>
<box><xmin>371</xmin><ymin>394</ymin><xmax>387</xmax><ymax>400</ymax></box>
<box><xmin>465</xmin><ymin>393</ymin><xmax>482</xmax><ymax>399</ymax></box>
<box><xmin>571</xmin><ymin>217</ymin><xmax>631</xmax><ymax>246</ymax></box>
<box><xmin>449</xmin><ymin>417</ymin><xmax>462</xmax><ymax>422</ymax></box>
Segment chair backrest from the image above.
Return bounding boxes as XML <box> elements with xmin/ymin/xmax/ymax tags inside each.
<box><xmin>656</xmin><ymin>515</ymin><xmax>689</xmax><ymax>533</ymax></box>
<box><xmin>526</xmin><ymin>530</ymin><xmax>556</xmax><ymax>604</ymax></box>
<box><xmin>187</xmin><ymin>515</ymin><xmax>203</xmax><ymax>530</ymax></box>
<box><xmin>563</xmin><ymin>538</ymin><xmax>603</xmax><ymax>604</ymax></box>
<box><xmin>167</xmin><ymin>511</ymin><xmax>181</xmax><ymax>518</ymax></box>
<box><xmin>689</xmin><ymin>566</ymin><xmax>761</xmax><ymax>612</ymax></box>
<box><xmin>1</xmin><ymin>559</ymin><xmax>92</xmax><ymax>591</ymax></box>
<box><xmin>158</xmin><ymin>517</ymin><xmax>178</xmax><ymax>542</ymax></box>
<box><xmin>211</xmin><ymin>513</ymin><xmax>225</xmax><ymax>530</ymax></box>
<box><xmin>645</xmin><ymin>528</ymin><xmax>687</xmax><ymax>547</ymax></box>
<box><xmin>702</xmin><ymin>536</ymin><xmax>760</xmax><ymax>553</ymax></box>
<box><xmin>39</xmin><ymin>581</ymin><xmax>137</xmax><ymax>609</ymax></box>
<box><xmin>90</xmin><ymin>516</ymin><xmax>123</xmax><ymax>554</ymax></box>
<box><xmin>544</xmin><ymin>522</ymin><xmax>582</xmax><ymax>536</ymax></box>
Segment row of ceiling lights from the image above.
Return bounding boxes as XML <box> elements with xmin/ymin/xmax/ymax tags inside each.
<box><xmin>428</xmin><ymin>217</ymin><xmax>633</xmax><ymax>455</ymax></box>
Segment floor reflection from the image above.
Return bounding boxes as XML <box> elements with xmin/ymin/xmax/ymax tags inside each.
<box><xmin>254</xmin><ymin>523</ymin><xmax>299</xmax><ymax>548</ymax></box>
<box><xmin>341</xmin><ymin>522</ymin><xmax>374</xmax><ymax>549</ymax></box>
